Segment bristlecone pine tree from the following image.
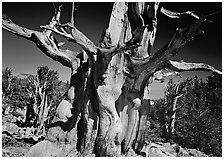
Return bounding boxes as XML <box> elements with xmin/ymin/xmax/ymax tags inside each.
<box><xmin>24</xmin><ymin>66</ymin><xmax>61</xmax><ymax>136</ymax></box>
<box><xmin>2</xmin><ymin>2</ymin><xmax>221</xmax><ymax>157</ymax></box>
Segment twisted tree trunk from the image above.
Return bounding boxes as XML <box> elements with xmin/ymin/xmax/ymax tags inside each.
<box><xmin>2</xmin><ymin>2</ymin><xmax>221</xmax><ymax>157</ymax></box>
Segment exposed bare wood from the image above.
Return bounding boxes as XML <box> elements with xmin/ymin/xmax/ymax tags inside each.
<box><xmin>168</xmin><ymin>60</ymin><xmax>222</xmax><ymax>74</ymax></box>
<box><xmin>104</xmin><ymin>2</ymin><xmax>131</xmax><ymax>46</ymax></box>
<box><xmin>169</xmin><ymin>93</ymin><xmax>183</xmax><ymax>134</ymax></box>
<box><xmin>127</xmin><ymin>2</ymin><xmax>160</xmax><ymax>57</ymax></box>
<box><xmin>160</xmin><ymin>7</ymin><xmax>199</xmax><ymax>19</ymax></box>
<box><xmin>124</xmin><ymin>98</ymin><xmax>141</xmax><ymax>150</ymax></box>
<box><xmin>128</xmin><ymin>14</ymin><xmax>221</xmax><ymax>94</ymax></box>
<box><xmin>3</xmin><ymin>15</ymin><xmax>79</xmax><ymax>68</ymax></box>
<box><xmin>131</xmin><ymin>15</ymin><xmax>208</xmax><ymax>70</ymax></box>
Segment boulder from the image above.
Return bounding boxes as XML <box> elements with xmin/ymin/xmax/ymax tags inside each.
<box><xmin>140</xmin><ymin>142</ymin><xmax>175</xmax><ymax>157</ymax></box>
<box><xmin>55</xmin><ymin>100</ymin><xmax>73</xmax><ymax>122</ymax></box>
<box><xmin>2</xmin><ymin>122</ymin><xmax>19</xmax><ymax>135</ymax></box>
<box><xmin>25</xmin><ymin>140</ymin><xmax>66</xmax><ymax>157</ymax></box>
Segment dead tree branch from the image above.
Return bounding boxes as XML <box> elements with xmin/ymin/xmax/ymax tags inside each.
<box><xmin>2</xmin><ymin>14</ymin><xmax>79</xmax><ymax>68</ymax></box>
<box><xmin>167</xmin><ymin>60</ymin><xmax>222</xmax><ymax>75</ymax></box>
<box><xmin>160</xmin><ymin>7</ymin><xmax>199</xmax><ymax>19</ymax></box>
<box><xmin>127</xmin><ymin>14</ymin><xmax>221</xmax><ymax>92</ymax></box>
<box><xmin>40</xmin><ymin>4</ymin><xmax>98</xmax><ymax>54</ymax></box>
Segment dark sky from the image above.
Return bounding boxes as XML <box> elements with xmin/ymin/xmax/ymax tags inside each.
<box><xmin>2</xmin><ymin>2</ymin><xmax>222</xmax><ymax>99</ymax></box>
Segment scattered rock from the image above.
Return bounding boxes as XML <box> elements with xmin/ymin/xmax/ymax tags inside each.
<box><xmin>2</xmin><ymin>121</ymin><xmax>45</xmax><ymax>144</ymax></box>
<box><xmin>2</xmin><ymin>122</ymin><xmax>19</xmax><ymax>135</ymax></box>
<box><xmin>177</xmin><ymin>146</ymin><xmax>190</xmax><ymax>157</ymax></box>
<box><xmin>187</xmin><ymin>148</ymin><xmax>208</xmax><ymax>157</ymax></box>
<box><xmin>2</xmin><ymin>146</ymin><xmax>30</xmax><ymax>157</ymax></box>
<box><xmin>141</xmin><ymin>142</ymin><xmax>175</xmax><ymax>157</ymax></box>
<box><xmin>140</xmin><ymin>142</ymin><xmax>208</xmax><ymax>157</ymax></box>
<box><xmin>126</xmin><ymin>148</ymin><xmax>138</xmax><ymax>157</ymax></box>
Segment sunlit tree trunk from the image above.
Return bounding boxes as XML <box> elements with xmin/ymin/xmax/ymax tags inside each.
<box><xmin>168</xmin><ymin>94</ymin><xmax>183</xmax><ymax>136</ymax></box>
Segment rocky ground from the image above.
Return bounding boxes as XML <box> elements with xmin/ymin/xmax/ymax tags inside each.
<box><xmin>2</xmin><ymin>134</ymin><xmax>32</xmax><ymax>157</ymax></box>
<box><xmin>2</xmin><ymin>103</ymin><xmax>40</xmax><ymax>157</ymax></box>
<box><xmin>2</xmin><ymin>128</ymin><xmax>208</xmax><ymax>157</ymax></box>
<box><xmin>2</xmin><ymin>103</ymin><xmax>208</xmax><ymax>157</ymax></box>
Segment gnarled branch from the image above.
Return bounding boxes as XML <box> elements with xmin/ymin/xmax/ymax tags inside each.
<box><xmin>41</xmin><ymin>4</ymin><xmax>97</xmax><ymax>54</ymax></box>
<box><xmin>2</xmin><ymin>14</ymin><xmax>80</xmax><ymax>68</ymax></box>
<box><xmin>160</xmin><ymin>7</ymin><xmax>199</xmax><ymax>19</ymax></box>
<box><xmin>129</xmin><ymin>15</ymin><xmax>219</xmax><ymax>92</ymax></box>
<box><xmin>131</xmin><ymin>14</ymin><xmax>210</xmax><ymax>75</ymax></box>
<box><xmin>167</xmin><ymin>60</ymin><xmax>222</xmax><ymax>74</ymax></box>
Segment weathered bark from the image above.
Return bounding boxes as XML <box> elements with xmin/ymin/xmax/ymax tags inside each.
<box><xmin>2</xmin><ymin>2</ymin><xmax>221</xmax><ymax>157</ymax></box>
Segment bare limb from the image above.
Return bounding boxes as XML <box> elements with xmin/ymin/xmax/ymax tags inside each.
<box><xmin>41</xmin><ymin>21</ymin><xmax>97</xmax><ymax>54</ymax></box>
<box><xmin>171</xmin><ymin>94</ymin><xmax>184</xmax><ymax>114</ymax></box>
<box><xmin>130</xmin><ymin>15</ymin><xmax>219</xmax><ymax>92</ymax></box>
<box><xmin>44</xmin><ymin>4</ymin><xmax>62</xmax><ymax>37</ymax></box>
<box><xmin>160</xmin><ymin>7</ymin><xmax>199</xmax><ymax>19</ymax></box>
<box><xmin>3</xmin><ymin>15</ymin><xmax>34</xmax><ymax>39</ymax></box>
<box><xmin>161</xmin><ymin>8</ymin><xmax>220</xmax><ymax>23</ymax></box>
<box><xmin>3</xmin><ymin>15</ymin><xmax>79</xmax><ymax>68</ymax></box>
<box><xmin>70</xmin><ymin>3</ymin><xmax>96</xmax><ymax>53</ymax></box>
<box><xmin>40</xmin><ymin>25</ymin><xmax>73</xmax><ymax>42</ymax></box>
<box><xmin>131</xmin><ymin>15</ymin><xmax>208</xmax><ymax>73</ymax></box>
<box><xmin>71</xmin><ymin>2</ymin><xmax>75</xmax><ymax>26</ymax></box>
<box><xmin>71</xmin><ymin>26</ymin><xmax>98</xmax><ymax>53</ymax></box>
<box><xmin>167</xmin><ymin>60</ymin><xmax>222</xmax><ymax>75</ymax></box>
<box><xmin>38</xmin><ymin>4</ymin><xmax>97</xmax><ymax>54</ymax></box>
